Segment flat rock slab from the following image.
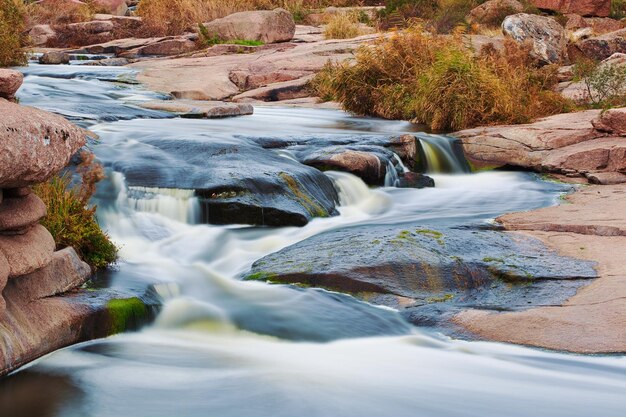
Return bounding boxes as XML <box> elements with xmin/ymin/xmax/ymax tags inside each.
<box><xmin>245</xmin><ymin>224</ymin><xmax>596</xmax><ymax>326</ymax></box>
<box><xmin>455</xmin><ymin>184</ymin><xmax>626</xmax><ymax>353</ymax></box>
<box><xmin>0</xmin><ymin>225</ymin><xmax>55</xmax><ymax>278</ymax></box>
<box><xmin>498</xmin><ymin>184</ymin><xmax>626</xmax><ymax>236</ymax></box>
<box><xmin>0</xmin><ymin>194</ymin><xmax>47</xmax><ymax>233</ymax></box>
<box><xmin>139</xmin><ymin>100</ymin><xmax>253</xmax><ymax>118</ymax></box>
<box><xmin>130</xmin><ymin>34</ymin><xmax>380</xmax><ymax>101</ymax></box>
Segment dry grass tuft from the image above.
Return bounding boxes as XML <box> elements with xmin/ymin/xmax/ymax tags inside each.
<box><xmin>27</xmin><ymin>0</ymin><xmax>94</xmax><ymax>25</ymax></box>
<box><xmin>324</xmin><ymin>12</ymin><xmax>363</xmax><ymax>39</ymax></box>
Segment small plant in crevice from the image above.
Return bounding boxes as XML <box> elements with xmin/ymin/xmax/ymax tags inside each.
<box><xmin>573</xmin><ymin>58</ymin><xmax>626</xmax><ymax>109</ymax></box>
<box><xmin>33</xmin><ymin>152</ymin><xmax>118</xmax><ymax>271</ymax></box>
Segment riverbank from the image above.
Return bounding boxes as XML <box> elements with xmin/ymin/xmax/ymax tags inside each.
<box><xmin>455</xmin><ymin>183</ymin><xmax>626</xmax><ymax>353</ymax></box>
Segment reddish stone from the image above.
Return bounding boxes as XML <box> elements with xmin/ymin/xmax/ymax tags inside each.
<box><xmin>0</xmin><ymin>69</ymin><xmax>23</xmax><ymax>101</ymax></box>
<box><xmin>531</xmin><ymin>0</ymin><xmax>611</xmax><ymax>17</ymax></box>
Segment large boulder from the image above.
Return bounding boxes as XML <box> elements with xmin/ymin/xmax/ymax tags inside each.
<box><xmin>569</xmin><ymin>28</ymin><xmax>626</xmax><ymax>61</ymax></box>
<box><xmin>0</xmin><ymin>69</ymin><xmax>23</xmax><ymax>101</ymax></box>
<box><xmin>467</xmin><ymin>0</ymin><xmax>524</xmax><ymax>26</ymax></box>
<box><xmin>530</xmin><ymin>0</ymin><xmax>611</xmax><ymax>17</ymax></box>
<box><xmin>0</xmin><ymin>100</ymin><xmax>86</xmax><ymax>188</ymax></box>
<box><xmin>39</xmin><ymin>51</ymin><xmax>70</xmax><ymax>65</ymax></box>
<box><xmin>564</xmin><ymin>14</ymin><xmax>625</xmax><ymax>35</ymax></box>
<box><xmin>245</xmin><ymin>224</ymin><xmax>596</xmax><ymax>325</ymax></box>
<box><xmin>502</xmin><ymin>13</ymin><xmax>567</xmax><ymax>64</ymax></box>
<box><xmin>202</xmin><ymin>8</ymin><xmax>296</xmax><ymax>44</ymax></box>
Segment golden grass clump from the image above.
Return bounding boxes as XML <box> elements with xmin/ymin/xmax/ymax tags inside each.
<box><xmin>324</xmin><ymin>12</ymin><xmax>363</xmax><ymax>39</ymax></box>
<box><xmin>27</xmin><ymin>0</ymin><xmax>94</xmax><ymax>25</ymax></box>
<box><xmin>311</xmin><ymin>27</ymin><xmax>571</xmax><ymax>131</ymax></box>
<box><xmin>0</xmin><ymin>0</ymin><xmax>27</xmax><ymax>67</ymax></box>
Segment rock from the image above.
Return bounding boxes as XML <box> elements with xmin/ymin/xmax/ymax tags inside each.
<box><xmin>530</xmin><ymin>0</ymin><xmax>611</xmax><ymax>17</ymax></box>
<box><xmin>0</xmin><ymin>100</ymin><xmax>86</xmax><ymax>188</ymax></box>
<box><xmin>541</xmin><ymin>137</ymin><xmax>626</xmax><ymax>174</ymax></box>
<box><xmin>67</xmin><ymin>20</ymin><xmax>115</xmax><ymax>34</ymax></box>
<box><xmin>455</xmin><ymin>109</ymin><xmax>603</xmax><ymax>171</ymax></box>
<box><xmin>84</xmin><ymin>57</ymin><xmax>130</xmax><ymax>66</ymax></box>
<box><xmin>107</xmin><ymin>136</ymin><xmax>339</xmax><ymax>227</ymax></box>
<box><xmin>4</xmin><ymin>187</ymin><xmax>32</xmax><ymax>198</ymax></box>
<box><xmin>229</xmin><ymin>69</ymin><xmax>312</xmax><ymax>90</ymax></box>
<box><xmin>502</xmin><ymin>13</ymin><xmax>567</xmax><ymax>64</ymax></box>
<box><xmin>28</xmin><ymin>24</ymin><xmax>56</xmax><ymax>46</ymax></box>
<box><xmin>39</xmin><ymin>51</ymin><xmax>70</xmax><ymax>65</ymax></box>
<box><xmin>564</xmin><ymin>16</ymin><xmax>625</xmax><ymax>35</ymax></box>
<box><xmin>232</xmin><ymin>75</ymin><xmax>314</xmax><ymax>102</ymax></box>
<box><xmin>396</xmin><ymin>172</ymin><xmax>435</xmax><ymax>189</ymax></box>
<box><xmin>592</xmin><ymin>108</ymin><xmax>626</xmax><ymax>135</ymax></box>
<box><xmin>76</xmin><ymin>36</ymin><xmax>167</xmax><ymax>55</ymax></box>
<box><xmin>467</xmin><ymin>0</ymin><xmax>524</xmax><ymax>25</ymax></box>
<box><xmin>571</xmin><ymin>27</ymin><xmax>594</xmax><ymax>42</ymax></box>
<box><xmin>0</xmin><ymin>252</ymin><xmax>8</xmax><ymax>313</ymax></box>
<box><xmin>245</xmin><ymin>224</ymin><xmax>596</xmax><ymax>325</ymax></box>
<box><xmin>7</xmin><ymin>247</ymin><xmax>91</xmax><ymax>301</ymax></box>
<box><xmin>304</xmin><ymin>150</ymin><xmax>385</xmax><ymax>185</ymax></box>
<box><xmin>139</xmin><ymin>100</ymin><xmax>254</xmax><ymax>118</ymax></box>
<box><xmin>130</xmin><ymin>33</ymin><xmax>378</xmax><ymax>101</ymax></box>
<box><xmin>586</xmin><ymin>171</ymin><xmax>626</xmax><ymax>184</ymax></box>
<box><xmin>0</xmin><ymin>69</ymin><xmax>23</xmax><ymax>101</ymax></box>
<box><xmin>126</xmin><ymin>38</ymin><xmax>198</xmax><ymax>57</ymax></box>
<box><xmin>202</xmin><ymin>8</ymin><xmax>296</xmax><ymax>44</ymax></box>
<box><xmin>0</xmin><ymin>225</ymin><xmax>55</xmax><ymax>278</ymax></box>
<box><xmin>570</xmin><ymin>28</ymin><xmax>626</xmax><ymax>61</ymax></box>
<box><xmin>0</xmin><ymin>194</ymin><xmax>47</xmax><ymax>233</ymax></box>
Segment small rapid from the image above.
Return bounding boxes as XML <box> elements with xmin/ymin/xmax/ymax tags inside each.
<box><xmin>1</xmin><ymin>64</ymin><xmax>624</xmax><ymax>417</ymax></box>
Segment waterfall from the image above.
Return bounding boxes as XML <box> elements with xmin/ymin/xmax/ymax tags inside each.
<box><xmin>325</xmin><ymin>171</ymin><xmax>392</xmax><ymax>215</ymax></box>
<box><xmin>416</xmin><ymin>134</ymin><xmax>470</xmax><ymax>174</ymax></box>
<box><xmin>111</xmin><ymin>172</ymin><xmax>201</xmax><ymax>224</ymax></box>
<box><xmin>384</xmin><ymin>160</ymin><xmax>400</xmax><ymax>187</ymax></box>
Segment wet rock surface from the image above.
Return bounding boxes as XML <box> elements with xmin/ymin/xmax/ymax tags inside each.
<box><xmin>246</xmin><ymin>223</ymin><xmax>596</xmax><ymax>326</ymax></box>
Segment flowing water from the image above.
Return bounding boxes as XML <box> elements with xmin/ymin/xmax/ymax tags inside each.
<box><xmin>1</xmin><ymin>64</ymin><xmax>625</xmax><ymax>417</ymax></box>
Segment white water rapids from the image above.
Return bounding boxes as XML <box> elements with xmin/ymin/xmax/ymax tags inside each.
<box><xmin>0</xmin><ymin>63</ymin><xmax>624</xmax><ymax>417</ymax></box>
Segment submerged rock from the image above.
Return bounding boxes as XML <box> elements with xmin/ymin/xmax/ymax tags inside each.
<box><xmin>245</xmin><ymin>224</ymin><xmax>596</xmax><ymax>325</ymax></box>
<box><xmin>39</xmin><ymin>51</ymin><xmax>70</xmax><ymax>65</ymax></box>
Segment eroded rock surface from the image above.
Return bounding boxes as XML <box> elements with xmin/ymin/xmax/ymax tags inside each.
<box><xmin>502</xmin><ymin>13</ymin><xmax>567</xmax><ymax>64</ymax></box>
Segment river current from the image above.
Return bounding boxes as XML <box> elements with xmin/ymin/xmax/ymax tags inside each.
<box><xmin>0</xmin><ymin>63</ymin><xmax>624</xmax><ymax>417</ymax></box>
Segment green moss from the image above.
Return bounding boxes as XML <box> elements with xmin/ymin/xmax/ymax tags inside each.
<box><xmin>244</xmin><ymin>271</ymin><xmax>278</xmax><ymax>281</ymax></box>
<box><xmin>415</xmin><ymin>229</ymin><xmax>445</xmax><ymax>246</ymax></box>
<box><xmin>427</xmin><ymin>293</ymin><xmax>455</xmax><ymax>303</ymax></box>
<box><xmin>279</xmin><ymin>172</ymin><xmax>329</xmax><ymax>218</ymax></box>
<box><xmin>482</xmin><ymin>257</ymin><xmax>504</xmax><ymax>263</ymax></box>
<box><xmin>106</xmin><ymin>297</ymin><xmax>148</xmax><ymax>335</ymax></box>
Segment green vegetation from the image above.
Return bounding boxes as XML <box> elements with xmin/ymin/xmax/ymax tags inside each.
<box><xmin>416</xmin><ymin>229</ymin><xmax>445</xmax><ymax>246</ymax></box>
<box><xmin>106</xmin><ymin>297</ymin><xmax>148</xmax><ymax>335</ymax></box>
<box><xmin>198</xmin><ymin>24</ymin><xmax>265</xmax><ymax>47</ymax></box>
<box><xmin>244</xmin><ymin>271</ymin><xmax>279</xmax><ymax>281</ymax></box>
<box><xmin>573</xmin><ymin>58</ymin><xmax>626</xmax><ymax>109</ymax></box>
<box><xmin>311</xmin><ymin>28</ymin><xmax>570</xmax><ymax>131</ymax></box>
<box><xmin>427</xmin><ymin>293</ymin><xmax>455</xmax><ymax>303</ymax></box>
<box><xmin>0</xmin><ymin>0</ymin><xmax>27</xmax><ymax>67</ymax></box>
<box><xmin>33</xmin><ymin>154</ymin><xmax>118</xmax><ymax>270</ymax></box>
<box><xmin>611</xmin><ymin>0</ymin><xmax>626</xmax><ymax>19</ymax></box>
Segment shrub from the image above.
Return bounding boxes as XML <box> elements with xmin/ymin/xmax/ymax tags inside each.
<box><xmin>33</xmin><ymin>153</ymin><xmax>118</xmax><ymax>270</ymax></box>
<box><xmin>324</xmin><ymin>12</ymin><xmax>363</xmax><ymax>39</ymax></box>
<box><xmin>312</xmin><ymin>28</ymin><xmax>570</xmax><ymax>131</ymax></box>
<box><xmin>0</xmin><ymin>0</ymin><xmax>27</xmax><ymax>67</ymax></box>
<box><xmin>573</xmin><ymin>58</ymin><xmax>626</xmax><ymax>108</ymax></box>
